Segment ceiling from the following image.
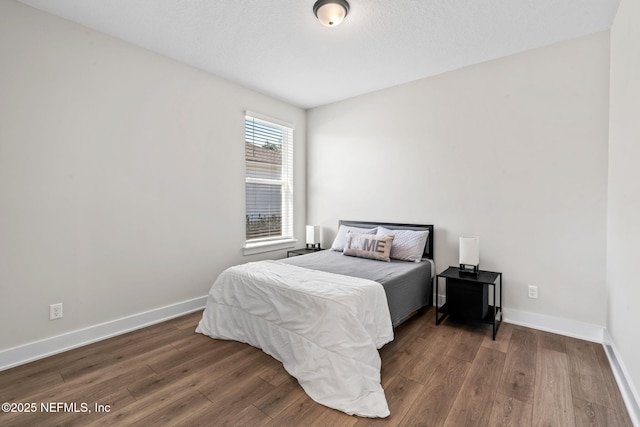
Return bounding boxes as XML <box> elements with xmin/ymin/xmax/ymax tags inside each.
<box><xmin>17</xmin><ymin>0</ymin><xmax>620</xmax><ymax>109</ymax></box>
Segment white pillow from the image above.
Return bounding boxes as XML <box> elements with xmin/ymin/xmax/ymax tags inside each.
<box><xmin>377</xmin><ymin>227</ymin><xmax>429</xmax><ymax>262</ymax></box>
<box><xmin>331</xmin><ymin>225</ymin><xmax>378</xmax><ymax>251</ymax></box>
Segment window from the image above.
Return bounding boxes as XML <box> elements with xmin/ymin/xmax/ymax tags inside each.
<box><xmin>244</xmin><ymin>112</ymin><xmax>293</xmax><ymax>245</ymax></box>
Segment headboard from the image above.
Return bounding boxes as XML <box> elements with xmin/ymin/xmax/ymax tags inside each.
<box><xmin>338</xmin><ymin>220</ymin><xmax>434</xmax><ymax>260</ymax></box>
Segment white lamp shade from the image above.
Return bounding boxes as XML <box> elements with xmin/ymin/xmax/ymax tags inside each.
<box><xmin>315</xmin><ymin>2</ymin><xmax>347</xmax><ymax>26</ymax></box>
<box><xmin>306</xmin><ymin>225</ymin><xmax>320</xmax><ymax>245</ymax></box>
<box><xmin>459</xmin><ymin>236</ymin><xmax>480</xmax><ymax>266</ymax></box>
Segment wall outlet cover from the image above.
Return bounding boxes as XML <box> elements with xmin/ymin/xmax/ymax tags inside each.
<box><xmin>50</xmin><ymin>303</ymin><xmax>63</xmax><ymax>320</ymax></box>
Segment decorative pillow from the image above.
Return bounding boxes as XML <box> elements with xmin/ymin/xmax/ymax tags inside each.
<box><xmin>343</xmin><ymin>232</ymin><xmax>394</xmax><ymax>262</ymax></box>
<box><xmin>377</xmin><ymin>227</ymin><xmax>429</xmax><ymax>262</ymax></box>
<box><xmin>331</xmin><ymin>225</ymin><xmax>377</xmax><ymax>251</ymax></box>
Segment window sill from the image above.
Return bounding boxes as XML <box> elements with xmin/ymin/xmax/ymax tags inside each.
<box><xmin>243</xmin><ymin>239</ymin><xmax>297</xmax><ymax>256</ymax></box>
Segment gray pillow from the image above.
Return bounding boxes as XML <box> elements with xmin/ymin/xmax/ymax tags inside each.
<box><xmin>343</xmin><ymin>232</ymin><xmax>394</xmax><ymax>262</ymax></box>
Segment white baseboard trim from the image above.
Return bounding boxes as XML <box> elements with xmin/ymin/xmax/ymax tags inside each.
<box><xmin>503</xmin><ymin>308</ymin><xmax>604</xmax><ymax>343</ymax></box>
<box><xmin>603</xmin><ymin>329</ymin><xmax>640</xmax><ymax>427</ymax></box>
<box><xmin>0</xmin><ymin>296</ymin><xmax>207</xmax><ymax>372</ymax></box>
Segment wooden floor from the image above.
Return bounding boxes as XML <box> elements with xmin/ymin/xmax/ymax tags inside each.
<box><xmin>0</xmin><ymin>308</ymin><xmax>633</xmax><ymax>426</ymax></box>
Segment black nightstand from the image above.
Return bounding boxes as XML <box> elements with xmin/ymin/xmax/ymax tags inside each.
<box><xmin>436</xmin><ymin>266</ymin><xmax>503</xmax><ymax>340</ymax></box>
<box><xmin>286</xmin><ymin>247</ymin><xmax>323</xmax><ymax>257</ymax></box>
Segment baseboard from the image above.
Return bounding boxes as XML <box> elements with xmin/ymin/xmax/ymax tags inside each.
<box><xmin>503</xmin><ymin>308</ymin><xmax>604</xmax><ymax>343</ymax></box>
<box><xmin>0</xmin><ymin>296</ymin><xmax>207</xmax><ymax>372</ymax></box>
<box><xmin>603</xmin><ymin>330</ymin><xmax>640</xmax><ymax>427</ymax></box>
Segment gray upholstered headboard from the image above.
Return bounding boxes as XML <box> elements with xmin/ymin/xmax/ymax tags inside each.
<box><xmin>338</xmin><ymin>220</ymin><xmax>434</xmax><ymax>260</ymax></box>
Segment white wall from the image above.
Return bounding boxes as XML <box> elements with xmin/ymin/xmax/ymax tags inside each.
<box><xmin>608</xmin><ymin>0</ymin><xmax>640</xmax><ymax>415</ymax></box>
<box><xmin>0</xmin><ymin>1</ymin><xmax>305</xmax><ymax>352</ymax></box>
<box><xmin>307</xmin><ymin>32</ymin><xmax>610</xmax><ymax>329</ymax></box>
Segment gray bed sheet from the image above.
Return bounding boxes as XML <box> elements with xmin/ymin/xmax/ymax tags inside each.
<box><xmin>281</xmin><ymin>250</ymin><xmax>433</xmax><ymax>327</ymax></box>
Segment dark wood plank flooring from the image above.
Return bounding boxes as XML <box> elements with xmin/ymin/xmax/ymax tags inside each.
<box><xmin>0</xmin><ymin>308</ymin><xmax>633</xmax><ymax>426</ymax></box>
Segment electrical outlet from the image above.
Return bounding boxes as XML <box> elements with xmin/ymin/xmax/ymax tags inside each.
<box><xmin>528</xmin><ymin>285</ymin><xmax>538</xmax><ymax>299</ymax></box>
<box><xmin>50</xmin><ymin>303</ymin><xmax>63</xmax><ymax>320</ymax></box>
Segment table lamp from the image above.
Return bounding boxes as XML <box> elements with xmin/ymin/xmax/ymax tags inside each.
<box><xmin>459</xmin><ymin>236</ymin><xmax>479</xmax><ymax>275</ymax></box>
<box><xmin>306</xmin><ymin>225</ymin><xmax>321</xmax><ymax>250</ymax></box>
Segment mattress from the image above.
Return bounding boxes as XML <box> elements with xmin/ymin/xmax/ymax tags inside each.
<box><xmin>282</xmin><ymin>250</ymin><xmax>433</xmax><ymax>326</ymax></box>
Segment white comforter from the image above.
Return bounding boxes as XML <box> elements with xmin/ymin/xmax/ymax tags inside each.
<box><xmin>195</xmin><ymin>260</ymin><xmax>394</xmax><ymax>418</ymax></box>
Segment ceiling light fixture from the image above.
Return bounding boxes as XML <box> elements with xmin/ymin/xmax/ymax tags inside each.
<box><xmin>313</xmin><ymin>0</ymin><xmax>350</xmax><ymax>27</ymax></box>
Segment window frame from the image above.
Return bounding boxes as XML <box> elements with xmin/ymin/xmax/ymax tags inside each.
<box><xmin>242</xmin><ymin>111</ymin><xmax>295</xmax><ymax>254</ymax></box>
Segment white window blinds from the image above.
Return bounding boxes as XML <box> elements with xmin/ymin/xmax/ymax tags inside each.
<box><xmin>245</xmin><ymin>112</ymin><xmax>293</xmax><ymax>243</ymax></box>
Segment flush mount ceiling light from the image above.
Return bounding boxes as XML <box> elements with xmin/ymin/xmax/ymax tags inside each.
<box><xmin>313</xmin><ymin>0</ymin><xmax>350</xmax><ymax>27</ymax></box>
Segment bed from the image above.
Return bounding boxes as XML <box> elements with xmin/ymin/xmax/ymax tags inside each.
<box><xmin>196</xmin><ymin>220</ymin><xmax>434</xmax><ymax>418</ymax></box>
